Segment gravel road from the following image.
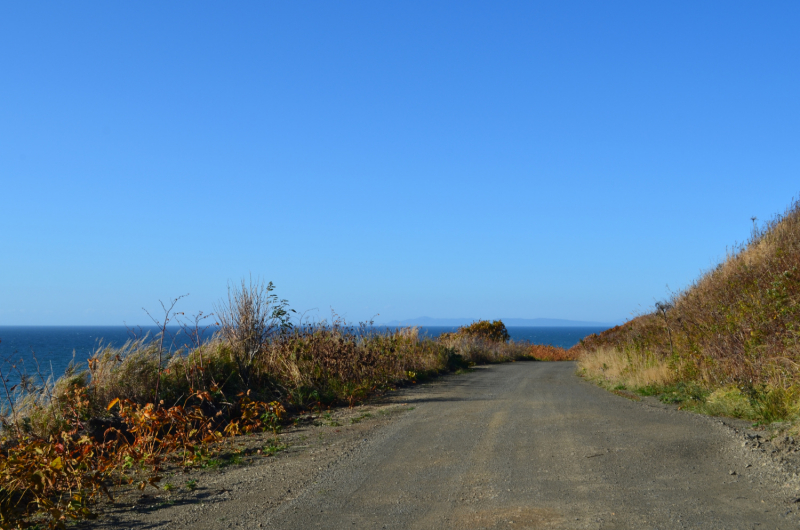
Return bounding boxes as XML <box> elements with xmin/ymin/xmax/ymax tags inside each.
<box><xmin>88</xmin><ymin>362</ymin><xmax>800</xmax><ymax>529</ymax></box>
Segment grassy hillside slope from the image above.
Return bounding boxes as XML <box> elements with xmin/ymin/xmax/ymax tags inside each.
<box><xmin>574</xmin><ymin>198</ymin><xmax>800</xmax><ymax>425</ymax></box>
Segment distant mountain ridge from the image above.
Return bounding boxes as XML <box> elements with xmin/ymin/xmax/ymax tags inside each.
<box><xmin>380</xmin><ymin>316</ymin><xmax>616</xmax><ymax>328</ymax></box>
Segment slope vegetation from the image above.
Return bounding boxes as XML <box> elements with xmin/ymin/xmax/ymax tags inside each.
<box><xmin>574</xmin><ymin>198</ymin><xmax>800</xmax><ymax>425</ymax></box>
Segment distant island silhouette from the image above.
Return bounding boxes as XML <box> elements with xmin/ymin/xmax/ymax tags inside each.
<box><xmin>380</xmin><ymin>317</ymin><xmax>618</xmax><ymax>327</ymax></box>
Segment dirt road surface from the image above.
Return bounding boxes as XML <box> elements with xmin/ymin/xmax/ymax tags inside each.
<box><xmin>89</xmin><ymin>362</ymin><xmax>800</xmax><ymax>529</ymax></box>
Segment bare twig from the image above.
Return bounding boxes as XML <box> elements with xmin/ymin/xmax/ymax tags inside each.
<box><xmin>144</xmin><ymin>294</ymin><xmax>188</xmax><ymax>408</ymax></box>
<box><xmin>0</xmin><ymin>367</ymin><xmax>21</xmax><ymax>436</ymax></box>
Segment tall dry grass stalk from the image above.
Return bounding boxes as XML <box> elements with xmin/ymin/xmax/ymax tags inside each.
<box><xmin>215</xmin><ymin>278</ymin><xmax>293</xmax><ymax>386</ymax></box>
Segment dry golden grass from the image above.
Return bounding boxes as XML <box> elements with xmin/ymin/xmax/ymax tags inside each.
<box><xmin>578</xmin><ymin>347</ymin><xmax>676</xmax><ymax>389</ymax></box>
<box><xmin>437</xmin><ymin>333</ymin><xmax>530</xmax><ymax>364</ymax></box>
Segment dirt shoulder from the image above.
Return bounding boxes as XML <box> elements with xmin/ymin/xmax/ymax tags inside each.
<box><xmin>81</xmin><ymin>393</ymin><xmax>419</xmax><ymax>529</ymax></box>
<box><xmin>83</xmin><ymin>363</ymin><xmax>800</xmax><ymax>529</ymax></box>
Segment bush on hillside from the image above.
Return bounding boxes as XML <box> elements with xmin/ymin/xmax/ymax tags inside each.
<box><xmin>442</xmin><ymin>320</ymin><xmax>510</xmax><ymax>343</ymax></box>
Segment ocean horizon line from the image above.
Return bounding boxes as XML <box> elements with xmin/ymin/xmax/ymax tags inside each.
<box><xmin>378</xmin><ymin>317</ymin><xmax>620</xmax><ymax>328</ymax></box>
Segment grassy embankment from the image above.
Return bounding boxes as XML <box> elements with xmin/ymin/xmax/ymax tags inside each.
<box><xmin>0</xmin><ymin>286</ymin><xmax>573</xmax><ymax>529</ymax></box>
<box><xmin>573</xmin><ymin>198</ymin><xmax>800</xmax><ymax>429</ymax></box>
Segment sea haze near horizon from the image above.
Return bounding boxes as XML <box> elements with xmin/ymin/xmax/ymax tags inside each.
<box><xmin>0</xmin><ymin>325</ymin><xmax>610</xmax><ymax>388</ymax></box>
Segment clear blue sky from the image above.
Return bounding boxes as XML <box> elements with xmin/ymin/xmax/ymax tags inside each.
<box><xmin>2</xmin><ymin>1</ymin><xmax>799</xmax><ymax>326</ymax></box>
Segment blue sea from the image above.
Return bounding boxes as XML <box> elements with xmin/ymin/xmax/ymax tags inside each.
<box><xmin>0</xmin><ymin>326</ymin><xmax>203</xmax><ymax>386</ymax></box>
<box><xmin>0</xmin><ymin>325</ymin><xmax>608</xmax><ymax>385</ymax></box>
<box><xmin>414</xmin><ymin>326</ymin><xmax>607</xmax><ymax>347</ymax></box>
